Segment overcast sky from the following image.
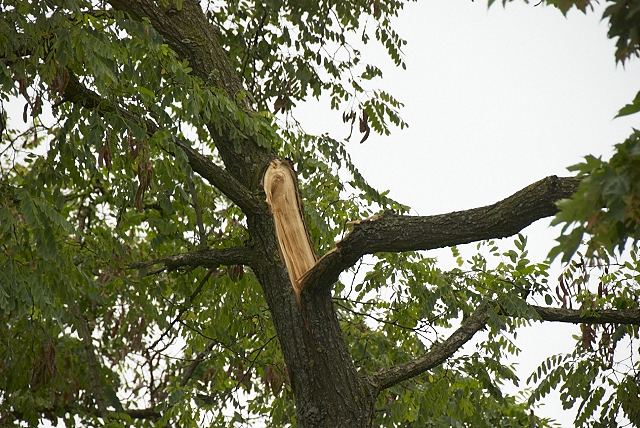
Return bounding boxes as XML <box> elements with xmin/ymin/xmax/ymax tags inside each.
<box><xmin>295</xmin><ymin>0</ymin><xmax>640</xmax><ymax>425</ymax></box>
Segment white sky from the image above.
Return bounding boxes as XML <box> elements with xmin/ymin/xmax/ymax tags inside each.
<box><xmin>294</xmin><ymin>0</ymin><xmax>640</xmax><ymax>425</ymax></box>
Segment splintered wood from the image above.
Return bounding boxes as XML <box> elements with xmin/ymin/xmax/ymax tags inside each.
<box><xmin>262</xmin><ymin>159</ymin><xmax>318</xmax><ymax>303</ymax></box>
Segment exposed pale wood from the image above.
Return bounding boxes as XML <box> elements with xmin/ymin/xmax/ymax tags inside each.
<box><xmin>262</xmin><ymin>159</ymin><xmax>318</xmax><ymax>303</ymax></box>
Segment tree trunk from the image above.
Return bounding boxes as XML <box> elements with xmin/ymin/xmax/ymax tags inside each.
<box><xmin>255</xmin><ymin>159</ymin><xmax>377</xmax><ymax>426</ymax></box>
<box><xmin>253</xmin><ymin>260</ymin><xmax>376</xmax><ymax>427</ymax></box>
<box><xmin>102</xmin><ymin>2</ymin><xmax>379</xmax><ymax>425</ymax></box>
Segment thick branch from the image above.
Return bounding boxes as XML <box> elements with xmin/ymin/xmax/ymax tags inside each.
<box><xmin>129</xmin><ymin>246</ymin><xmax>255</xmax><ymax>272</ymax></box>
<box><xmin>532</xmin><ymin>305</ymin><xmax>640</xmax><ymax>325</ymax></box>
<box><xmin>372</xmin><ymin>305</ymin><xmax>490</xmax><ymax>392</ymax></box>
<box><xmin>371</xmin><ymin>304</ymin><xmax>639</xmax><ymax>392</ymax></box>
<box><xmin>107</xmin><ymin>0</ymin><xmax>243</xmax><ymax>100</ymax></box>
<box><xmin>59</xmin><ymin>72</ymin><xmax>260</xmax><ymax>214</ymax></box>
<box><xmin>171</xmin><ymin>137</ymin><xmax>261</xmax><ymax>214</ymax></box>
<box><xmin>301</xmin><ymin>175</ymin><xmax>581</xmax><ymax>294</ymax></box>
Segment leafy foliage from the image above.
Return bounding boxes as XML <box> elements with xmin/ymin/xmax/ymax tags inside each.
<box><xmin>550</xmin><ymin>131</ymin><xmax>640</xmax><ymax>263</ymax></box>
<box><xmin>338</xmin><ymin>237</ymin><xmax>556</xmax><ymax>427</ymax></box>
<box><xmin>528</xmin><ymin>250</ymin><xmax>640</xmax><ymax>427</ymax></box>
<box><xmin>209</xmin><ymin>0</ymin><xmax>409</xmax><ymax>134</ymax></box>
<box><xmin>0</xmin><ymin>0</ymin><xmax>639</xmax><ymax>427</ymax></box>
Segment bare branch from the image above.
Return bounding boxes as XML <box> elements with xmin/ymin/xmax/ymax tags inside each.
<box><xmin>129</xmin><ymin>246</ymin><xmax>255</xmax><ymax>272</ymax></box>
<box><xmin>69</xmin><ymin>304</ymin><xmax>109</xmax><ymax>416</ymax></box>
<box><xmin>301</xmin><ymin>175</ymin><xmax>581</xmax><ymax>294</ymax></box>
<box><xmin>532</xmin><ymin>305</ymin><xmax>640</xmax><ymax>326</ymax></box>
<box><xmin>372</xmin><ymin>305</ymin><xmax>490</xmax><ymax>392</ymax></box>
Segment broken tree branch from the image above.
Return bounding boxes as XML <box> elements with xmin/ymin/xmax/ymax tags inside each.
<box><xmin>262</xmin><ymin>158</ymin><xmax>317</xmax><ymax>305</ymax></box>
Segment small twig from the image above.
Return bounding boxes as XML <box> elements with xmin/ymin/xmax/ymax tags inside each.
<box><xmin>186</xmin><ymin>174</ymin><xmax>207</xmax><ymax>250</ymax></box>
<box><xmin>180</xmin><ymin>340</ymin><xmax>217</xmax><ymax>387</ymax></box>
<box><xmin>149</xmin><ymin>268</ymin><xmax>216</xmax><ymax>352</ymax></box>
<box><xmin>69</xmin><ymin>303</ymin><xmax>109</xmax><ymax>416</ymax></box>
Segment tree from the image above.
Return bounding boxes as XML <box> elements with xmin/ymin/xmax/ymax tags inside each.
<box><xmin>0</xmin><ymin>0</ymin><xmax>639</xmax><ymax>427</ymax></box>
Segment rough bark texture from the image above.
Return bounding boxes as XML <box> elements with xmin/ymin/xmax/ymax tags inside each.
<box><xmin>301</xmin><ymin>175</ymin><xmax>581</xmax><ymax>294</ymax></box>
<box><xmin>533</xmin><ymin>306</ymin><xmax>640</xmax><ymax>325</ymax></box>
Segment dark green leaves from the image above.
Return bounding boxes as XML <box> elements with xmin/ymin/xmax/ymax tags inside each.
<box><xmin>550</xmin><ymin>131</ymin><xmax>640</xmax><ymax>263</ymax></box>
<box><xmin>603</xmin><ymin>0</ymin><xmax>640</xmax><ymax>63</ymax></box>
<box><xmin>616</xmin><ymin>90</ymin><xmax>640</xmax><ymax>118</ymax></box>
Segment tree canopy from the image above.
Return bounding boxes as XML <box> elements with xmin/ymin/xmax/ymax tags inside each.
<box><xmin>0</xmin><ymin>0</ymin><xmax>639</xmax><ymax>427</ymax></box>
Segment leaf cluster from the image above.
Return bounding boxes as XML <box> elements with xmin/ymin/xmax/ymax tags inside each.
<box><xmin>208</xmin><ymin>0</ymin><xmax>409</xmax><ymax>135</ymax></box>
<box><xmin>334</xmin><ymin>235</ymin><xmax>556</xmax><ymax>426</ymax></box>
<box><xmin>527</xmin><ymin>248</ymin><xmax>640</xmax><ymax>427</ymax></box>
<box><xmin>551</xmin><ymin>131</ymin><xmax>640</xmax><ymax>263</ymax></box>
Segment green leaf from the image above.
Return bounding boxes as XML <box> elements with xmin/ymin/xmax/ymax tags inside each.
<box><xmin>615</xmin><ymin>90</ymin><xmax>640</xmax><ymax>117</ymax></box>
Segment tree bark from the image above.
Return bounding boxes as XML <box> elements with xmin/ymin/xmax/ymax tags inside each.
<box><xmin>301</xmin><ymin>175</ymin><xmax>581</xmax><ymax>294</ymax></box>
